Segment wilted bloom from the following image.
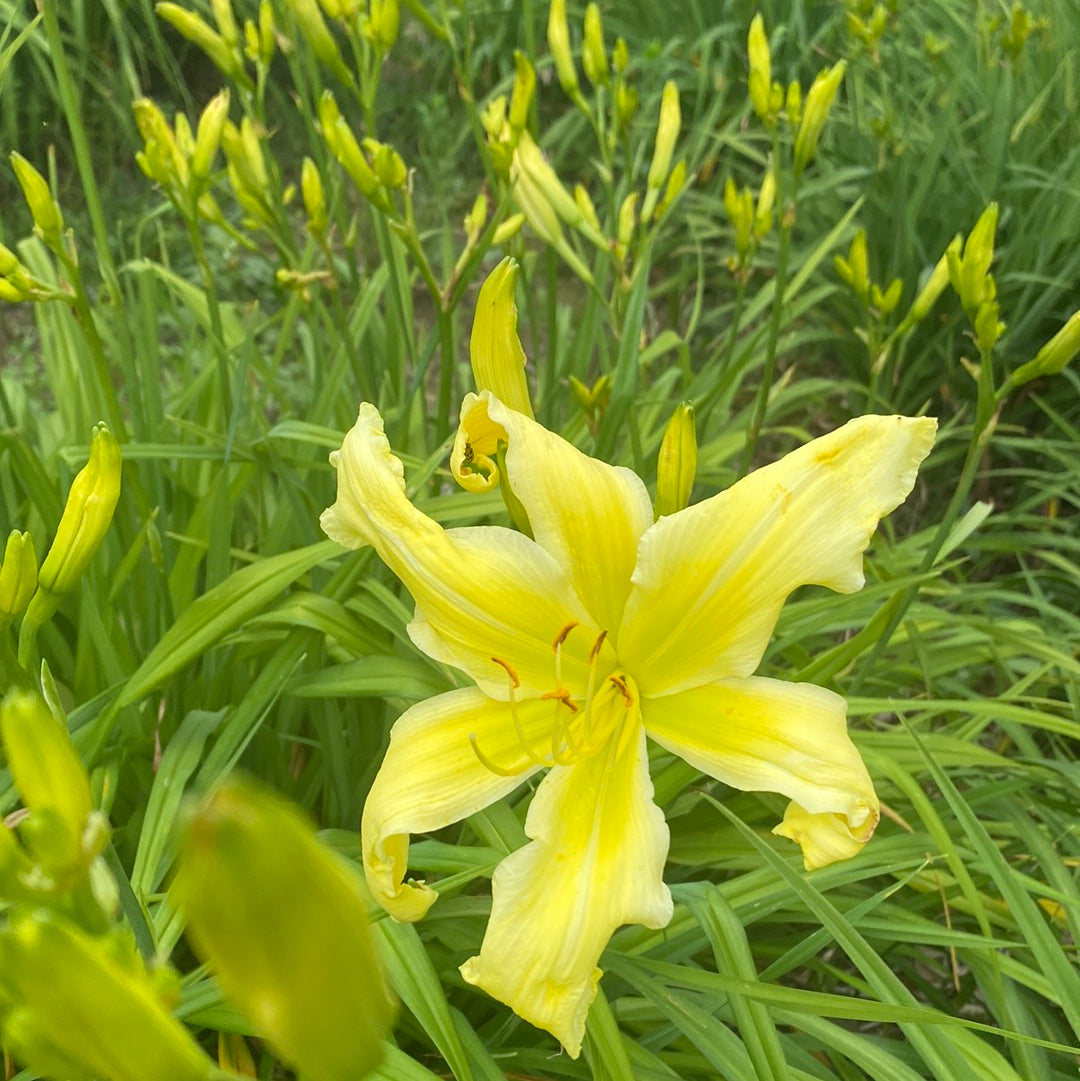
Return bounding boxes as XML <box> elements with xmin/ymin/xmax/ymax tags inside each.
<box><xmin>322</xmin><ymin>380</ymin><xmax>935</xmax><ymax>1053</ymax></box>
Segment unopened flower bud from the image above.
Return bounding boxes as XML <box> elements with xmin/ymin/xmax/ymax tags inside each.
<box><xmin>835</xmin><ymin>228</ymin><xmax>870</xmax><ymax>304</ymax></box>
<box><xmin>509</xmin><ymin>50</ymin><xmax>536</xmax><ymax>133</ymax></box>
<box><xmin>32</xmin><ymin>424</ymin><xmax>121</xmax><ymax>603</ymax></box>
<box><xmin>1011</xmin><ymin>308</ymin><xmax>1080</xmax><ymax>385</ymax></box>
<box><xmin>191</xmin><ymin>89</ymin><xmax>230</xmax><ymax>183</ymax></box>
<box><xmin>872</xmin><ymin>277</ymin><xmax>903</xmax><ymax>315</ymax></box>
<box><xmin>785</xmin><ymin>79</ymin><xmax>802</xmax><ymax>125</ymax></box>
<box><xmin>754</xmin><ymin>165</ymin><xmax>775</xmax><ymax>237</ymax></box>
<box><xmin>362</xmin><ymin>138</ymin><xmax>407</xmax><ymax>189</ymax></box>
<box><xmin>794</xmin><ymin>60</ymin><xmax>846</xmax><ymax>176</ymax></box>
<box><xmin>0</xmin><ymin>912</ymin><xmax>210</xmax><ymax>1081</ymax></box>
<box><xmin>156</xmin><ymin>3</ymin><xmax>244</xmax><ymax>81</ymax></box>
<box><xmin>615</xmin><ymin>82</ymin><xmax>639</xmax><ymax>132</ymax></box>
<box><xmin>0</xmin><ymin>531</ymin><xmax>37</xmax><ymax>621</ymax></box>
<box><xmin>547</xmin><ymin>0</ymin><xmax>579</xmax><ymax>99</ymax></box>
<box><xmin>955</xmin><ymin>202</ymin><xmax>998</xmax><ymax>319</ymax></box>
<box><xmin>10</xmin><ymin>153</ymin><xmax>64</xmax><ymax>248</ymax></box>
<box><xmin>747</xmin><ymin>15</ymin><xmax>772</xmax><ymax>124</ymax></box>
<box><xmin>898</xmin><ymin>236</ymin><xmax>958</xmax><ymax>332</ymax></box>
<box><xmin>369</xmin><ymin>0</ymin><xmax>400</xmax><ymax>50</ymax></box>
<box><xmin>175</xmin><ymin>778</ymin><xmax>395</xmax><ymax>1081</ymax></box>
<box><xmin>617</xmin><ymin>191</ymin><xmax>638</xmax><ymax>251</ymax></box>
<box><xmin>655</xmin><ymin>402</ymin><xmax>697</xmax><ymax>518</ymax></box>
<box><xmin>491</xmin><ymin>212</ymin><xmax>525</xmax><ymax>245</ymax></box>
<box><xmin>643</xmin><ymin>80</ymin><xmax>680</xmax><ymax>221</ymax></box>
<box><xmin>582</xmin><ymin>4</ymin><xmax>608</xmax><ymax>88</ymax></box>
<box><xmin>612</xmin><ymin>35</ymin><xmax>629</xmax><ymax>75</ymax></box>
<box><xmin>300</xmin><ymin>157</ymin><xmax>327</xmax><ymax>235</ymax></box>
<box><xmin>287</xmin><ymin>0</ymin><xmax>354</xmax><ymax>85</ymax></box>
<box><xmin>468</xmin><ymin>258</ymin><xmax>533</xmax><ymax>418</ymax></box>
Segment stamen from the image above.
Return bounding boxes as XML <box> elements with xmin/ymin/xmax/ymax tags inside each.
<box><xmin>490</xmin><ymin>656</ymin><xmax>520</xmax><ymax>689</ymax></box>
<box><xmin>540</xmin><ymin>688</ymin><xmax>578</xmax><ymax>713</ymax></box>
<box><xmin>588</xmin><ymin>629</ymin><xmax>608</xmax><ymax>663</ymax></box>
<box><xmin>609</xmin><ymin>674</ymin><xmax>634</xmax><ymax>708</ymax></box>
<box><xmin>552</xmin><ymin>621</ymin><xmax>580</xmax><ymax>650</ymax></box>
<box><xmin>468</xmin><ymin>733</ymin><xmax>523</xmax><ymax>777</ymax></box>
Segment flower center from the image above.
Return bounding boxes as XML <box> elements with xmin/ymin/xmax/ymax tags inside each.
<box><xmin>469</xmin><ymin>621</ymin><xmax>637</xmax><ymax>775</ymax></box>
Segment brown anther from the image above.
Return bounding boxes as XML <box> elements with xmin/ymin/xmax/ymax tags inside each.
<box><xmin>552</xmin><ymin>621</ymin><xmax>580</xmax><ymax>650</ymax></box>
<box><xmin>491</xmin><ymin>656</ymin><xmax>520</xmax><ymax>689</ymax></box>
<box><xmin>609</xmin><ymin>674</ymin><xmax>633</xmax><ymax>707</ymax></box>
<box><xmin>588</xmin><ymin>629</ymin><xmax>608</xmax><ymax>663</ymax></box>
<box><xmin>540</xmin><ymin>687</ymin><xmax>579</xmax><ymax>712</ymax></box>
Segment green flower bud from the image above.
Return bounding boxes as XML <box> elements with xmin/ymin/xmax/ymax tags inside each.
<box><xmin>873</xmin><ymin>277</ymin><xmax>903</xmax><ymax>315</ymax></box>
<box><xmin>957</xmin><ymin>203</ymin><xmax>998</xmax><ymax>319</ymax></box>
<box><xmin>174</xmin><ymin>778</ymin><xmax>395</xmax><ymax>1081</ymax></box>
<box><xmin>469</xmin><ymin>258</ymin><xmax>534</xmax><ymax>418</ymax></box>
<box><xmin>1011</xmin><ymin>309</ymin><xmax>1080</xmax><ymax>385</ymax></box>
<box><xmin>547</xmin><ymin>0</ymin><xmax>579</xmax><ymax>99</ymax></box>
<box><xmin>0</xmin><ymin>279</ymin><xmax>28</xmax><ymax>304</ymax></box>
<box><xmin>582</xmin><ymin>3</ymin><xmax>608</xmax><ymax>88</ymax></box>
<box><xmin>747</xmin><ymin>14</ymin><xmax>772</xmax><ymax>124</ymax></box>
<box><xmin>509</xmin><ymin>50</ymin><xmax>535</xmax><ymax>133</ymax></box>
<box><xmin>655</xmin><ymin>402</ymin><xmax>697</xmax><ymax>518</ymax></box>
<box><xmin>793</xmin><ymin>60</ymin><xmax>846</xmax><ymax>176</ymax></box>
<box><xmin>491</xmin><ymin>212</ymin><xmax>525</xmax><ymax>246</ymax></box>
<box><xmin>369</xmin><ymin>0</ymin><xmax>399</xmax><ymax>50</ymax></box>
<box><xmin>287</xmin><ymin>0</ymin><xmax>355</xmax><ymax>86</ymax></box>
<box><xmin>754</xmin><ymin>165</ymin><xmax>775</xmax><ymax>238</ymax></box>
<box><xmin>191</xmin><ymin>89</ymin><xmax>230</xmax><ymax>183</ymax></box>
<box><xmin>32</xmin><ymin>424</ymin><xmax>121</xmax><ymax>603</ymax></box>
<box><xmin>835</xmin><ymin>228</ymin><xmax>870</xmax><ymax>304</ymax></box>
<box><xmin>362</xmin><ymin>138</ymin><xmax>407</xmax><ymax>189</ymax></box>
<box><xmin>615</xmin><ymin>81</ymin><xmax>639</xmax><ymax>132</ymax></box>
<box><xmin>0</xmin><ymin>912</ymin><xmax>210</xmax><ymax>1081</ymax></box>
<box><xmin>9</xmin><ymin>152</ymin><xmax>64</xmax><ymax>248</ymax></box>
<box><xmin>898</xmin><ymin>236</ymin><xmax>958</xmax><ymax>332</ymax></box>
<box><xmin>156</xmin><ymin>3</ymin><xmax>244</xmax><ymax>81</ymax></box>
<box><xmin>210</xmin><ymin>0</ymin><xmax>240</xmax><ymax>47</ymax></box>
<box><xmin>301</xmin><ymin>157</ymin><xmax>328</xmax><ymax>235</ymax></box>
<box><xmin>643</xmin><ymin>80</ymin><xmax>680</xmax><ymax>222</ymax></box>
<box><xmin>617</xmin><ymin>191</ymin><xmax>638</xmax><ymax>250</ymax></box>
<box><xmin>612</xmin><ymin>35</ymin><xmax>629</xmax><ymax>75</ymax></box>
<box><xmin>0</xmin><ymin>531</ymin><xmax>37</xmax><ymax>622</ymax></box>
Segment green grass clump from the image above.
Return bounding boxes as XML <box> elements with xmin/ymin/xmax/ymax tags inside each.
<box><xmin>0</xmin><ymin>0</ymin><xmax>1077</xmax><ymax>1079</ymax></box>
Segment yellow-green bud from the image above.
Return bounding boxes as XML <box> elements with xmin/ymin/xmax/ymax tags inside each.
<box><xmin>9</xmin><ymin>152</ymin><xmax>64</xmax><ymax>248</ymax></box>
<box><xmin>642</xmin><ymin>80</ymin><xmax>680</xmax><ymax>222</ymax></box>
<box><xmin>615</xmin><ymin>82</ymin><xmax>639</xmax><ymax>132</ymax></box>
<box><xmin>747</xmin><ymin>14</ymin><xmax>772</xmax><ymax>124</ymax></box>
<box><xmin>547</xmin><ymin>0</ymin><xmax>579</xmax><ymax>99</ymax></box>
<box><xmin>0</xmin><ymin>278</ymin><xmax>27</xmax><ymax>303</ymax></box>
<box><xmin>655</xmin><ymin>159</ymin><xmax>687</xmax><ymax>221</ymax></box>
<box><xmin>509</xmin><ymin>50</ymin><xmax>535</xmax><ymax>133</ymax></box>
<box><xmin>617</xmin><ymin>191</ymin><xmax>638</xmax><ymax>250</ymax></box>
<box><xmin>156</xmin><ymin>3</ymin><xmax>243</xmax><ymax>81</ymax></box>
<box><xmin>0</xmin><ymin>241</ymin><xmax>21</xmax><ymax>277</ymax></box>
<box><xmin>793</xmin><ymin>60</ymin><xmax>846</xmax><ymax>176</ymax></box>
<box><xmin>1011</xmin><ymin>309</ymin><xmax>1080</xmax><ymax>385</ymax></box>
<box><xmin>898</xmin><ymin>236</ymin><xmax>957</xmax><ymax>332</ymax></box>
<box><xmin>582</xmin><ymin>3</ymin><xmax>608</xmax><ymax>88</ymax></box>
<box><xmin>210</xmin><ymin>0</ymin><xmax>240</xmax><ymax>46</ymax></box>
<box><xmin>174</xmin><ymin>778</ymin><xmax>395</xmax><ymax>1081</ymax></box>
<box><xmin>362</xmin><ymin>138</ymin><xmax>407</xmax><ymax>188</ymax></box>
<box><xmin>655</xmin><ymin>402</ymin><xmax>697</xmax><ymax>518</ymax></box>
<box><xmin>0</xmin><ymin>912</ymin><xmax>210</xmax><ymax>1081</ymax></box>
<box><xmin>287</xmin><ymin>0</ymin><xmax>355</xmax><ymax>85</ymax></box>
<box><xmin>491</xmin><ymin>212</ymin><xmax>525</xmax><ymax>246</ymax></box>
<box><xmin>33</xmin><ymin>424</ymin><xmax>122</xmax><ymax>601</ymax></box>
<box><xmin>191</xmin><ymin>89</ymin><xmax>230</xmax><ymax>183</ymax></box>
<box><xmin>369</xmin><ymin>0</ymin><xmax>400</xmax><ymax>50</ymax></box>
<box><xmin>469</xmin><ymin>257</ymin><xmax>534</xmax><ymax>417</ymax></box>
<box><xmin>300</xmin><ymin>157</ymin><xmax>327</xmax><ymax>235</ymax></box>
<box><xmin>327</xmin><ymin>114</ymin><xmax>381</xmax><ymax>201</ymax></box>
<box><xmin>613</xmin><ymin>35</ymin><xmax>629</xmax><ymax>75</ymax></box>
<box><xmin>245</xmin><ymin>0</ymin><xmax>276</xmax><ymax>64</ymax></box>
<box><xmin>0</xmin><ymin>531</ymin><xmax>37</xmax><ymax>621</ymax></box>
<box><xmin>481</xmin><ymin>94</ymin><xmax>508</xmax><ymax>140</ymax></box>
<box><xmin>1</xmin><ymin>691</ymin><xmax>93</xmax><ymax>868</ymax></box>
<box><xmin>573</xmin><ymin>184</ymin><xmax>601</xmax><ymax>234</ymax></box>
<box><xmin>464</xmin><ymin>193</ymin><xmax>487</xmax><ymax>244</ymax></box>
<box><xmin>834</xmin><ymin>228</ymin><xmax>870</xmax><ymax>304</ymax></box>
<box><xmin>872</xmin><ymin>277</ymin><xmax>903</xmax><ymax>315</ymax></box>
<box><xmin>973</xmin><ymin>295</ymin><xmax>1005</xmax><ymax>354</ymax></box>
<box><xmin>723</xmin><ymin>178</ymin><xmax>754</xmax><ymax>260</ymax></box>
<box><xmin>785</xmin><ymin>79</ymin><xmax>802</xmax><ymax>125</ymax></box>
<box><xmin>754</xmin><ymin>165</ymin><xmax>775</xmax><ymax>238</ymax></box>
<box><xmin>955</xmin><ymin>202</ymin><xmax>998</xmax><ymax>319</ymax></box>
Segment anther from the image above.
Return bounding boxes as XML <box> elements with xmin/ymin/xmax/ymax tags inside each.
<box><xmin>588</xmin><ymin>629</ymin><xmax>608</xmax><ymax>663</ymax></box>
<box><xmin>552</xmin><ymin>621</ymin><xmax>580</xmax><ymax>650</ymax></box>
<box><xmin>540</xmin><ymin>687</ymin><xmax>578</xmax><ymax>713</ymax></box>
<box><xmin>609</xmin><ymin>674</ymin><xmax>634</xmax><ymax>708</ymax></box>
<box><xmin>490</xmin><ymin>656</ymin><xmax>520</xmax><ymax>689</ymax></box>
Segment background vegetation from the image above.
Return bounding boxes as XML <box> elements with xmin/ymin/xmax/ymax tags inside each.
<box><xmin>0</xmin><ymin>0</ymin><xmax>1077</xmax><ymax>1078</ymax></box>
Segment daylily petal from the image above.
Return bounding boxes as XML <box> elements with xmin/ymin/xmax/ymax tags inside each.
<box><xmin>481</xmin><ymin>393</ymin><xmax>654</xmax><ymax>635</ymax></box>
<box><xmin>643</xmin><ymin>676</ymin><xmax>878</xmax><ymax>865</ymax></box>
<box><xmin>321</xmin><ymin>403</ymin><xmax>603</xmax><ymax>697</ymax></box>
<box><xmin>450</xmin><ymin>393</ymin><xmax>503</xmax><ymax>493</ymax></box>
<box><xmin>621</xmin><ymin>415</ymin><xmax>937</xmax><ymax>695</ymax></box>
<box><xmin>361</xmin><ymin>687</ymin><xmax>552</xmax><ymax>921</ymax></box>
<box><xmin>460</xmin><ymin>708</ymin><xmax>672</xmax><ymax>1058</ymax></box>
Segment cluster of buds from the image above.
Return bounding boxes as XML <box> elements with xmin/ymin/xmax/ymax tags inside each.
<box><xmin>947</xmin><ymin>203</ymin><xmax>1006</xmax><ymax>354</ymax></box>
<box><xmin>722</xmin><ymin>166</ymin><xmax>775</xmax><ymax>276</ymax></box>
<box><xmin>319</xmin><ymin>92</ymin><xmax>406</xmax><ymax>216</ymax></box>
<box><xmin>747</xmin><ymin>14</ymin><xmax>846</xmax><ymax>178</ymax></box>
<box><xmin>834</xmin><ymin>228</ymin><xmax>902</xmax><ymax>315</ymax></box>
<box><xmin>221</xmin><ymin>115</ymin><xmax>283</xmax><ymax>232</ymax></box>
<box><xmin>133</xmin><ymin>94</ymin><xmax>232</xmax><ymax>227</ymax></box>
<box><xmin>569</xmin><ymin>372</ymin><xmax>612</xmax><ymax>432</ymax></box>
<box><xmin>845</xmin><ymin>1</ymin><xmax>895</xmax><ymax>63</ymax></box>
<box><xmin>992</xmin><ymin>2</ymin><xmax>1048</xmax><ymax>64</ymax></box>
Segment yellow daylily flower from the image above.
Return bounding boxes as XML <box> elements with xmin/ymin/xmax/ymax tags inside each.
<box><xmin>321</xmin><ymin>397</ymin><xmax>936</xmax><ymax>1057</ymax></box>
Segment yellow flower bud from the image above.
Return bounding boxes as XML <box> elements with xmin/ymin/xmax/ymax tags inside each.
<box><xmin>655</xmin><ymin>402</ymin><xmax>697</xmax><ymax>518</ymax></box>
<box><xmin>1011</xmin><ymin>309</ymin><xmax>1080</xmax><ymax>385</ymax></box>
<box><xmin>491</xmin><ymin>212</ymin><xmax>525</xmax><ymax>246</ymax></box>
<box><xmin>301</xmin><ymin>157</ymin><xmax>327</xmax><ymax>235</ymax></box>
<box><xmin>835</xmin><ymin>228</ymin><xmax>870</xmax><ymax>304</ymax></box>
<box><xmin>9</xmin><ymin>152</ymin><xmax>64</xmax><ymax>248</ymax></box>
<box><xmin>326</xmin><ymin>111</ymin><xmax>382</xmax><ymax>203</ymax></box>
<box><xmin>0</xmin><ymin>531</ymin><xmax>37</xmax><ymax>621</ymax></box>
<box><xmin>174</xmin><ymin>778</ymin><xmax>395</xmax><ymax>1081</ymax></box>
<box><xmin>654</xmin><ymin>158</ymin><xmax>687</xmax><ymax>221</ymax></box>
<box><xmin>287</xmin><ymin>0</ymin><xmax>354</xmax><ymax>85</ymax></box>
<box><xmin>793</xmin><ymin>60</ymin><xmax>846</xmax><ymax>176</ymax></box>
<box><xmin>468</xmin><ymin>257</ymin><xmax>534</xmax><ymax>418</ymax></box>
<box><xmin>956</xmin><ymin>202</ymin><xmax>998</xmax><ymax>319</ymax></box>
<box><xmin>0</xmin><ymin>241</ymin><xmax>21</xmax><ymax>277</ymax></box>
<box><xmin>872</xmin><ymin>277</ymin><xmax>903</xmax><ymax>315</ymax></box>
<box><xmin>210</xmin><ymin>0</ymin><xmax>240</xmax><ymax>46</ymax></box>
<box><xmin>547</xmin><ymin>0</ymin><xmax>579</xmax><ymax>99</ymax></box>
<box><xmin>0</xmin><ymin>278</ymin><xmax>28</xmax><ymax>303</ymax></box>
<box><xmin>370</xmin><ymin>0</ymin><xmax>400</xmax><ymax>50</ymax></box>
<box><xmin>156</xmin><ymin>3</ymin><xmax>244</xmax><ymax>81</ymax></box>
<box><xmin>582</xmin><ymin>3</ymin><xmax>608</xmax><ymax>88</ymax></box>
<box><xmin>0</xmin><ymin>912</ymin><xmax>210</xmax><ymax>1081</ymax></box>
<box><xmin>617</xmin><ymin>191</ymin><xmax>638</xmax><ymax>250</ymax></box>
<box><xmin>464</xmin><ymin>193</ymin><xmax>488</xmax><ymax>244</ymax></box>
<box><xmin>747</xmin><ymin>14</ymin><xmax>772</xmax><ymax>124</ymax></box>
<box><xmin>785</xmin><ymin>79</ymin><xmax>802</xmax><ymax>125</ymax></box>
<box><xmin>898</xmin><ymin>236</ymin><xmax>957</xmax><ymax>332</ymax></box>
<box><xmin>573</xmin><ymin>183</ymin><xmax>601</xmax><ymax>234</ymax></box>
<box><xmin>612</xmin><ymin>35</ymin><xmax>629</xmax><ymax>75</ymax></box>
<box><xmin>363</xmin><ymin>138</ymin><xmax>407</xmax><ymax>189</ymax></box>
<box><xmin>723</xmin><ymin>178</ymin><xmax>753</xmax><ymax>260</ymax></box>
<box><xmin>191</xmin><ymin>89</ymin><xmax>230</xmax><ymax>183</ymax></box>
<box><xmin>33</xmin><ymin>423</ymin><xmax>122</xmax><ymax>601</ymax></box>
<box><xmin>643</xmin><ymin>80</ymin><xmax>680</xmax><ymax>222</ymax></box>
<box><xmin>509</xmin><ymin>50</ymin><xmax>535</xmax><ymax>133</ymax></box>
<box><xmin>1</xmin><ymin>690</ymin><xmax>93</xmax><ymax>869</ymax></box>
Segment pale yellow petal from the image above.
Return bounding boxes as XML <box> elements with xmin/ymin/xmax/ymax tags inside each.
<box><xmin>469</xmin><ymin>257</ymin><xmax>534</xmax><ymax>417</ymax></box>
<box><xmin>460</xmin><ymin>717</ymin><xmax>672</xmax><ymax>1057</ymax></box>
<box><xmin>621</xmin><ymin>415</ymin><xmax>937</xmax><ymax>695</ymax></box>
<box><xmin>485</xmin><ymin>393</ymin><xmax>653</xmax><ymax>635</ymax></box>
<box><xmin>362</xmin><ymin>687</ymin><xmax>551</xmax><ymax>921</ymax></box>
<box><xmin>321</xmin><ymin>403</ymin><xmax>603</xmax><ymax>697</ymax></box>
<box><xmin>643</xmin><ymin>676</ymin><xmax>878</xmax><ymax>866</ymax></box>
<box><xmin>450</xmin><ymin>392</ymin><xmax>503</xmax><ymax>493</ymax></box>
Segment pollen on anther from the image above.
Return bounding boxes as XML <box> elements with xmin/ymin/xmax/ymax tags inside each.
<box><xmin>491</xmin><ymin>656</ymin><xmax>520</xmax><ymax>689</ymax></box>
<box><xmin>589</xmin><ymin>630</ymin><xmax>608</xmax><ymax>663</ymax></box>
<box><xmin>609</xmin><ymin>674</ymin><xmax>634</xmax><ymax>707</ymax></box>
<box><xmin>540</xmin><ymin>687</ymin><xmax>579</xmax><ymax>713</ymax></box>
<box><xmin>552</xmin><ymin>621</ymin><xmax>580</xmax><ymax>650</ymax></box>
